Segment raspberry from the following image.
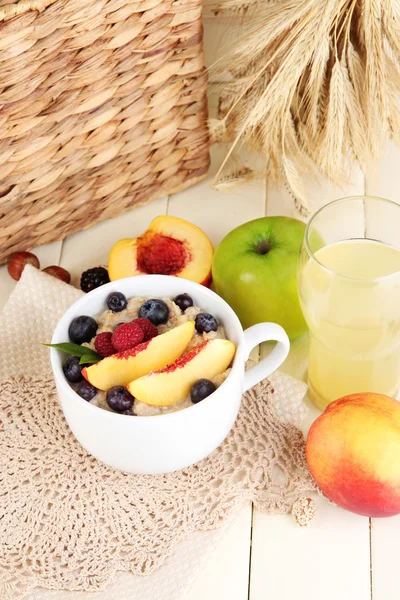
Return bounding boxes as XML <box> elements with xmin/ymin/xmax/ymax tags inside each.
<box><xmin>94</xmin><ymin>332</ymin><xmax>115</xmax><ymax>357</ymax></box>
<box><xmin>112</xmin><ymin>322</ymin><xmax>144</xmax><ymax>352</ymax></box>
<box><xmin>133</xmin><ymin>318</ymin><xmax>158</xmax><ymax>341</ymax></box>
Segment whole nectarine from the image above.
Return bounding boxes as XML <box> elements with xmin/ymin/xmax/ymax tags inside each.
<box><xmin>306</xmin><ymin>393</ymin><xmax>400</xmax><ymax>517</ymax></box>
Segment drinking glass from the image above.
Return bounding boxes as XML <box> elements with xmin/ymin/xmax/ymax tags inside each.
<box><xmin>298</xmin><ymin>196</ymin><xmax>400</xmax><ymax>411</ymax></box>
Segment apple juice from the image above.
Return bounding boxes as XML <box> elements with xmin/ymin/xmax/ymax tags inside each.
<box><xmin>299</xmin><ymin>239</ymin><xmax>400</xmax><ymax>410</ymax></box>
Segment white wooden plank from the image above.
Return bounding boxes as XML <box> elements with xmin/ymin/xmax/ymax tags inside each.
<box><xmin>170</xmin><ymin>83</ymin><xmax>266</xmax><ymax>243</ymax></box>
<box><xmin>59</xmin><ymin>197</ymin><xmax>168</xmax><ymax>286</ymax></box>
<box><xmin>0</xmin><ymin>240</ymin><xmax>62</xmax><ymax>311</ymax></box>
<box><xmin>251</xmin><ymin>167</ymin><xmax>372</xmax><ymax>600</ymax></box>
<box><xmin>365</xmin><ymin>140</ymin><xmax>400</xmax><ymax>202</ymax></box>
<box><xmin>250</xmin><ymin>497</ymin><xmax>371</xmax><ymax>600</ymax></box>
<box><xmin>266</xmin><ymin>165</ymin><xmax>365</xmax><ymax>218</ymax></box>
<box><xmin>265</xmin><ymin>181</ymin><xmax>299</xmax><ymax>218</ymax></box>
<box><xmin>188</xmin><ymin>504</ymin><xmax>252</xmax><ymax>600</ymax></box>
<box><xmin>169</xmin><ymin>139</ymin><xmax>265</xmax><ymax>599</ymax></box>
<box><xmin>255</xmin><ymin>308</ymin><xmax>370</xmax><ymax>600</ymax></box>
<box><xmin>59</xmin><ymin>157</ymin><xmax>258</xmax><ymax>600</ymax></box>
<box><xmin>365</xmin><ymin>140</ymin><xmax>400</xmax><ymax>600</ymax></box>
<box><xmin>370</xmin><ymin>515</ymin><xmax>400</xmax><ymax>600</ymax></box>
<box><xmin>167</xmin><ymin>145</ymin><xmax>266</xmax><ymax>245</ymax></box>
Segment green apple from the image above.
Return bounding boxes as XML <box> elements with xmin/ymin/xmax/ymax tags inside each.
<box><xmin>212</xmin><ymin>216</ymin><xmax>307</xmax><ymax>339</ymax></box>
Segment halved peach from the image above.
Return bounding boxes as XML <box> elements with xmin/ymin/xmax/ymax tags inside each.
<box><xmin>108</xmin><ymin>215</ymin><xmax>213</xmax><ymax>285</ymax></box>
<box><xmin>82</xmin><ymin>321</ymin><xmax>194</xmax><ymax>391</ymax></box>
<box><xmin>127</xmin><ymin>338</ymin><xmax>236</xmax><ymax>406</ymax></box>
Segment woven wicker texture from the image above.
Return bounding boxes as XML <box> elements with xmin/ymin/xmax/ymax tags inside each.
<box><xmin>0</xmin><ymin>0</ymin><xmax>210</xmax><ymax>263</ymax></box>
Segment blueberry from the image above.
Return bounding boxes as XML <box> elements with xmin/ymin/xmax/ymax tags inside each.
<box><xmin>63</xmin><ymin>356</ymin><xmax>83</xmax><ymax>383</ymax></box>
<box><xmin>174</xmin><ymin>293</ymin><xmax>194</xmax><ymax>312</ymax></box>
<box><xmin>122</xmin><ymin>408</ymin><xmax>136</xmax><ymax>416</ymax></box>
<box><xmin>69</xmin><ymin>315</ymin><xmax>98</xmax><ymax>344</ymax></box>
<box><xmin>190</xmin><ymin>379</ymin><xmax>216</xmax><ymax>403</ymax></box>
<box><xmin>138</xmin><ymin>299</ymin><xmax>169</xmax><ymax>325</ymax></box>
<box><xmin>195</xmin><ymin>313</ymin><xmax>218</xmax><ymax>334</ymax></box>
<box><xmin>106</xmin><ymin>386</ymin><xmax>134</xmax><ymax>412</ymax></box>
<box><xmin>107</xmin><ymin>292</ymin><xmax>127</xmax><ymax>313</ymax></box>
<box><xmin>77</xmin><ymin>380</ymin><xmax>97</xmax><ymax>401</ymax></box>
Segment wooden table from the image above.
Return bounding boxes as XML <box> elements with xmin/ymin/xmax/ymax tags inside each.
<box><xmin>1</xmin><ymin>137</ymin><xmax>398</xmax><ymax>600</ymax></box>
<box><xmin>1</xmin><ymin>16</ymin><xmax>399</xmax><ymax>598</ymax></box>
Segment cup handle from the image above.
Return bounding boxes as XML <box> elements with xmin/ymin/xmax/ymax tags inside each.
<box><xmin>243</xmin><ymin>323</ymin><xmax>290</xmax><ymax>393</ymax></box>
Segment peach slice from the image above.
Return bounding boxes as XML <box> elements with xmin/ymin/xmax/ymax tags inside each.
<box><xmin>108</xmin><ymin>215</ymin><xmax>213</xmax><ymax>285</ymax></box>
<box><xmin>127</xmin><ymin>338</ymin><xmax>236</xmax><ymax>406</ymax></box>
<box><xmin>82</xmin><ymin>321</ymin><xmax>194</xmax><ymax>391</ymax></box>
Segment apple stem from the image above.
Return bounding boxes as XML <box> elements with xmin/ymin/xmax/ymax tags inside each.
<box><xmin>255</xmin><ymin>239</ymin><xmax>272</xmax><ymax>255</ymax></box>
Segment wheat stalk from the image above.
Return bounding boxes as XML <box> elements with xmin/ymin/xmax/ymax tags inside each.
<box><xmin>208</xmin><ymin>0</ymin><xmax>400</xmax><ymax>208</ymax></box>
<box><xmin>213</xmin><ymin>166</ymin><xmax>263</xmax><ymax>190</ymax></box>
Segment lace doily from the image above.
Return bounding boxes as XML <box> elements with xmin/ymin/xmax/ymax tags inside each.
<box><xmin>0</xmin><ymin>266</ymin><xmax>315</xmax><ymax>600</ymax></box>
<box><xmin>0</xmin><ymin>373</ymin><xmax>315</xmax><ymax>599</ymax></box>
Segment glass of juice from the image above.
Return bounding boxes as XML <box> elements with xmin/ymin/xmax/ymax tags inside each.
<box><xmin>298</xmin><ymin>196</ymin><xmax>400</xmax><ymax>411</ymax></box>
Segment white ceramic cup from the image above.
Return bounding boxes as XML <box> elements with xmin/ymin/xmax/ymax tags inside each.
<box><xmin>51</xmin><ymin>275</ymin><xmax>290</xmax><ymax>474</ymax></box>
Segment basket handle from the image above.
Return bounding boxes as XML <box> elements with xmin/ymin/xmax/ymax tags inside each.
<box><xmin>0</xmin><ymin>0</ymin><xmax>57</xmax><ymax>22</ymax></box>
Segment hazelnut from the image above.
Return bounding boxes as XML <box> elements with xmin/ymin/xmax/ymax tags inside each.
<box><xmin>7</xmin><ymin>251</ymin><xmax>40</xmax><ymax>281</ymax></box>
<box><xmin>42</xmin><ymin>265</ymin><xmax>71</xmax><ymax>284</ymax></box>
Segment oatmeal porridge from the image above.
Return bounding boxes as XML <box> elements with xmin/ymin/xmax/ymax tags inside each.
<box><xmin>57</xmin><ymin>291</ymin><xmax>236</xmax><ymax>416</ymax></box>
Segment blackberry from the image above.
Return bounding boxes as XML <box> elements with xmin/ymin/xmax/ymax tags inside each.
<box><xmin>80</xmin><ymin>267</ymin><xmax>110</xmax><ymax>293</ymax></box>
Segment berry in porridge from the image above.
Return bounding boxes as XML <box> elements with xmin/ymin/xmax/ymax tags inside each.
<box><xmin>69</xmin><ymin>316</ymin><xmax>98</xmax><ymax>345</ymax></box>
<box><xmin>107</xmin><ymin>292</ymin><xmax>128</xmax><ymax>312</ymax></box>
<box><xmin>190</xmin><ymin>379</ymin><xmax>216</xmax><ymax>404</ymax></box>
<box><xmin>106</xmin><ymin>386</ymin><xmax>134</xmax><ymax>412</ymax></box>
<box><xmin>77</xmin><ymin>380</ymin><xmax>97</xmax><ymax>401</ymax></box>
<box><xmin>63</xmin><ymin>356</ymin><xmax>84</xmax><ymax>383</ymax></box>
<box><xmin>133</xmin><ymin>318</ymin><xmax>158</xmax><ymax>341</ymax></box>
<box><xmin>195</xmin><ymin>313</ymin><xmax>218</xmax><ymax>333</ymax></box>
<box><xmin>94</xmin><ymin>332</ymin><xmax>115</xmax><ymax>357</ymax></box>
<box><xmin>138</xmin><ymin>299</ymin><xmax>170</xmax><ymax>325</ymax></box>
<box><xmin>111</xmin><ymin>321</ymin><xmax>144</xmax><ymax>352</ymax></box>
<box><xmin>174</xmin><ymin>293</ymin><xmax>194</xmax><ymax>312</ymax></box>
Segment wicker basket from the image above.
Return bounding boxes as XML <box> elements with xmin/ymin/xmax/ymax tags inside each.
<box><xmin>0</xmin><ymin>0</ymin><xmax>210</xmax><ymax>263</ymax></box>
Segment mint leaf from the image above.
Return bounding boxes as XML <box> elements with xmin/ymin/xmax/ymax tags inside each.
<box><xmin>43</xmin><ymin>342</ymin><xmax>101</xmax><ymax>364</ymax></box>
<box><xmin>79</xmin><ymin>355</ymin><xmax>100</xmax><ymax>365</ymax></box>
<box><xmin>43</xmin><ymin>342</ymin><xmax>87</xmax><ymax>356</ymax></box>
